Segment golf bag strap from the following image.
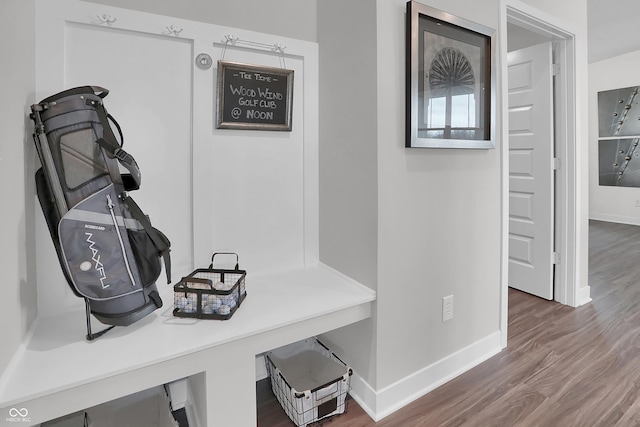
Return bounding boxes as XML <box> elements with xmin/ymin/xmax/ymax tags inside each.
<box><xmin>92</xmin><ymin>96</ymin><xmax>142</xmax><ymax>191</ymax></box>
<box><xmin>96</xmin><ymin>137</ymin><xmax>142</xmax><ymax>191</ymax></box>
<box><xmin>123</xmin><ymin>195</ymin><xmax>172</xmax><ymax>284</ymax></box>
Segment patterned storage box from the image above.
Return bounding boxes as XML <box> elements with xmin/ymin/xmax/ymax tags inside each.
<box><xmin>172</xmin><ymin>252</ymin><xmax>246</xmax><ymax>320</ymax></box>
<box><xmin>265</xmin><ymin>338</ymin><xmax>351</xmax><ymax>426</ymax></box>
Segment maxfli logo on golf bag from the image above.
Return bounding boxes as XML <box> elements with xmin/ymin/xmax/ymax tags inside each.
<box><xmin>30</xmin><ymin>86</ymin><xmax>171</xmax><ymax>340</ymax></box>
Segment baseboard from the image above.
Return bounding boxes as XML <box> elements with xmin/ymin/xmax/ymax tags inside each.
<box><xmin>348</xmin><ymin>370</ymin><xmax>379</xmax><ymax>421</ymax></box>
<box><xmin>589</xmin><ymin>213</ymin><xmax>640</xmax><ymax>226</ymax></box>
<box><xmin>576</xmin><ymin>285</ymin><xmax>592</xmax><ymax>307</ymax></box>
<box><xmin>348</xmin><ymin>331</ymin><xmax>502</xmax><ymax>422</ymax></box>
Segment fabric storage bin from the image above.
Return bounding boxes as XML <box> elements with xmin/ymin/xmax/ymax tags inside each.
<box><xmin>265</xmin><ymin>337</ymin><xmax>351</xmax><ymax>426</ymax></box>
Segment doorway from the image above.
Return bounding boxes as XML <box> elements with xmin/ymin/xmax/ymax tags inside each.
<box><xmin>507</xmin><ymin>37</ymin><xmax>555</xmax><ymax>301</ymax></box>
<box><xmin>500</xmin><ymin>2</ymin><xmax>580</xmax><ymax>347</ymax></box>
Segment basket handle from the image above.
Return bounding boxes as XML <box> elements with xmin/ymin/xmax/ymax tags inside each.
<box><xmin>176</xmin><ymin>276</ymin><xmax>214</xmax><ymax>292</ymax></box>
<box><xmin>209</xmin><ymin>252</ymin><xmax>239</xmax><ymax>270</ymax></box>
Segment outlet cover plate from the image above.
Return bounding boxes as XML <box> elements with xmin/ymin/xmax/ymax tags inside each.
<box><xmin>442</xmin><ymin>295</ymin><xmax>453</xmax><ymax>322</ymax></box>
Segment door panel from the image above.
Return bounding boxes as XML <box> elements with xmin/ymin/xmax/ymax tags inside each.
<box><xmin>64</xmin><ymin>23</ymin><xmax>194</xmax><ymax>278</ymax></box>
<box><xmin>508</xmin><ymin>42</ymin><xmax>554</xmax><ymax>300</ymax></box>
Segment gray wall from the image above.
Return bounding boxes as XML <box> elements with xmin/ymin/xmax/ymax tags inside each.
<box><xmin>0</xmin><ymin>0</ymin><xmax>37</xmax><ymax>377</ymax></box>
<box><xmin>507</xmin><ymin>22</ymin><xmax>552</xmax><ymax>52</ymax></box>
<box><xmin>1</xmin><ymin>0</ymin><xmax>590</xmax><ymax>415</ymax></box>
<box><xmin>319</xmin><ymin>0</ymin><xmax>588</xmax><ymax>403</ymax></box>
<box><xmin>317</xmin><ymin>0</ymin><xmax>379</xmax><ymax>388</ymax></box>
<box><xmin>318</xmin><ymin>0</ymin><xmax>502</xmax><ymax>396</ymax></box>
<box><xmin>374</xmin><ymin>0</ymin><xmax>501</xmax><ymax>390</ymax></box>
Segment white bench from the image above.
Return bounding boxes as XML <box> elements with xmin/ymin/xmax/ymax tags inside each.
<box><xmin>0</xmin><ymin>264</ymin><xmax>375</xmax><ymax>426</ymax></box>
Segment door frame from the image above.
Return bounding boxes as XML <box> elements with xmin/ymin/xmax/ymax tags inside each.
<box><xmin>500</xmin><ymin>0</ymin><xmax>581</xmax><ymax>347</ymax></box>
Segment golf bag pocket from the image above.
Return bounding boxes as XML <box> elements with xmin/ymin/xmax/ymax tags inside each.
<box><xmin>127</xmin><ymin>229</ymin><xmax>162</xmax><ymax>287</ymax></box>
<box><xmin>59</xmin><ymin>185</ymin><xmax>143</xmax><ymax>300</ymax></box>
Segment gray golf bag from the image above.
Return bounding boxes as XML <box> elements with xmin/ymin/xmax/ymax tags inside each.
<box><xmin>30</xmin><ymin>86</ymin><xmax>171</xmax><ymax>340</ymax></box>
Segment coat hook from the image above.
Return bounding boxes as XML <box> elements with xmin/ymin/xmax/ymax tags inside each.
<box><xmin>166</xmin><ymin>25</ymin><xmax>183</xmax><ymax>36</ymax></box>
<box><xmin>96</xmin><ymin>14</ymin><xmax>117</xmax><ymax>25</ymax></box>
<box><xmin>272</xmin><ymin>43</ymin><xmax>287</xmax><ymax>54</ymax></box>
<box><xmin>224</xmin><ymin>34</ymin><xmax>239</xmax><ymax>45</ymax></box>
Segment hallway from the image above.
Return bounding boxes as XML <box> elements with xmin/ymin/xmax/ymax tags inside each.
<box><xmin>257</xmin><ymin>220</ymin><xmax>640</xmax><ymax>426</ymax></box>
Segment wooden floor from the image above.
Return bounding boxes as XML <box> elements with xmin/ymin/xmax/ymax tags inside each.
<box><xmin>256</xmin><ymin>220</ymin><xmax>640</xmax><ymax>426</ymax></box>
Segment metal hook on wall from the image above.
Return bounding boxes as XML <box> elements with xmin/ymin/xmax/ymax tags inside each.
<box><xmin>224</xmin><ymin>34</ymin><xmax>240</xmax><ymax>45</ymax></box>
<box><xmin>220</xmin><ymin>34</ymin><xmax>288</xmax><ymax>68</ymax></box>
<box><xmin>272</xmin><ymin>43</ymin><xmax>286</xmax><ymax>54</ymax></box>
<box><xmin>272</xmin><ymin>43</ymin><xmax>287</xmax><ymax>68</ymax></box>
<box><xmin>166</xmin><ymin>25</ymin><xmax>183</xmax><ymax>37</ymax></box>
<box><xmin>96</xmin><ymin>13</ymin><xmax>117</xmax><ymax>25</ymax></box>
<box><xmin>220</xmin><ymin>34</ymin><xmax>238</xmax><ymax>61</ymax></box>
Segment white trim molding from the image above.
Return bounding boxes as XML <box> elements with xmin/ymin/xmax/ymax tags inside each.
<box><xmin>500</xmin><ymin>0</ymin><xmax>585</xmax><ymax>346</ymax></box>
<box><xmin>590</xmin><ymin>213</ymin><xmax>640</xmax><ymax>227</ymax></box>
<box><xmin>349</xmin><ymin>331</ymin><xmax>501</xmax><ymax>422</ymax></box>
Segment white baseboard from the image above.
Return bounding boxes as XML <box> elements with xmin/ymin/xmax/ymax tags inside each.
<box><xmin>254</xmin><ymin>332</ymin><xmax>501</xmax><ymax>422</ymax></box>
<box><xmin>576</xmin><ymin>285</ymin><xmax>592</xmax><ymax>307</ymax></box>
<box><xmin>348</xmin><ymin>370</ymin><xmax>379</xmax><ymax>421</ymax></box>
<box><xmin>589</xmin><ymin>213</ymin><xmax>640</xmax><ymax>226</ymax></box>
<box><xmin>348</xmin><ymin>331</ymin><xmax>502</xmax><ymax>422</ymax></box>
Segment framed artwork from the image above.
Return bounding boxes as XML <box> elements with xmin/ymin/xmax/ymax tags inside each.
<box><xmin>597</xmin><ymin>85</ymin><xmax>640</xmax><ymax>187</ymax></box>
<box><xmin>216</xmin><ymin>61</ymin><xmax>294</xmax><ymax>131</ymax></box>
<box><xmin>406</xmin><ymin>1</ymin><xmax>495</xmax><ymax>148</ymax></box>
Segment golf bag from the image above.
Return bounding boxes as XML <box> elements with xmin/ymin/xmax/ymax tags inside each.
<box><xmin>30</xmin><ymin>86</ymin><xmax>171</xmax><ymax>340</ymax></box>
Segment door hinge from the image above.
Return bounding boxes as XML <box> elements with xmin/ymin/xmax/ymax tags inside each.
<box><xmin>553</xmin><ymin>252</ymin><xmax>560</xmax><ymax>264</ymax></box>
<box><xmin>553</xmin><ymin>157</ymin><xmax>561</xmax><ymax>170</ymax></box>
<box><xmin>552</xmin><ymin>63</ymin><xmax>560</xmax><ymax>76</ymax></box>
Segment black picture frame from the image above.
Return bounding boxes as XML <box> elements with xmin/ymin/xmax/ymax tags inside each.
<box><xmin>216</xmin><ymin>61</ymin><xmax>294</xmax><ymax>131</ymax></box>
<box><xmin>406</xmin><ymin>1</ymin><xmax>495</xmax><ymax>148</ymax></box>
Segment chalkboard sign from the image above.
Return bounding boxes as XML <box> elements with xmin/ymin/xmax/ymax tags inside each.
<box><xmin>216</xmin><ymin>61</ymin><xmax>294</xmax><ymax>131</ymax></box>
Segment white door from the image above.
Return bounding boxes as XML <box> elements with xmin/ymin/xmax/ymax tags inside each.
<box><xmin>507</xmin><ymin>42</ymin><xmax>555</xmax><ymax>300</ymax></box>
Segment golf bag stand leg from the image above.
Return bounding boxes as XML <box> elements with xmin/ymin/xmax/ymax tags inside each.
<box><xmin>85</xmin><ymin>299</ymin><xmax>115</xmax><ymax>341</ymax></box>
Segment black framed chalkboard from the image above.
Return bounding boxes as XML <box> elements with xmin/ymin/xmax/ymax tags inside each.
<box><xmin>216</xmin><ymin>61</ymin><xmax>294</xmax><ymax>131</ymax></box>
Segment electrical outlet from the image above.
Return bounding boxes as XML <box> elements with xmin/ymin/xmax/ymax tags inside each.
<box><xmin>442</xmin><ymin>295</ymin><xmax>453</xmax><ymax>322</ymax></box>
<box><xmin>635</xmin><ymin>199</ymin><xmax>640</xmax><ymax>207</ymax></box>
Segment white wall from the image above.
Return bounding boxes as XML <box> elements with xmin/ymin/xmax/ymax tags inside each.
<box><xmin>0</xmin><ymin>0</ymin><xmax>37</xmax><ymax>378</ymax></box>
<box><xmin>589</xmin><ymin>50</ymin><xmax>640</xmax><ymax>225</ymax></box>
<box><xmin>82</xmin><ymin>0</ymin><xmax>317</xmax><ymax>43</ymax></box>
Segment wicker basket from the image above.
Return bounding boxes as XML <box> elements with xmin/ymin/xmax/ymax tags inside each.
<box><xmin>265</xmin><ymin>338</ymin><xmax>351</xmax><ymax>426</ymax></box>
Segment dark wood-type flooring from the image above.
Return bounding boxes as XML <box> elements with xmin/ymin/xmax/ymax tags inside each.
<box><xmin>256</xmin><ymin>220</ymin><xmax>640</xmax><ymax>426</ymax></box>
